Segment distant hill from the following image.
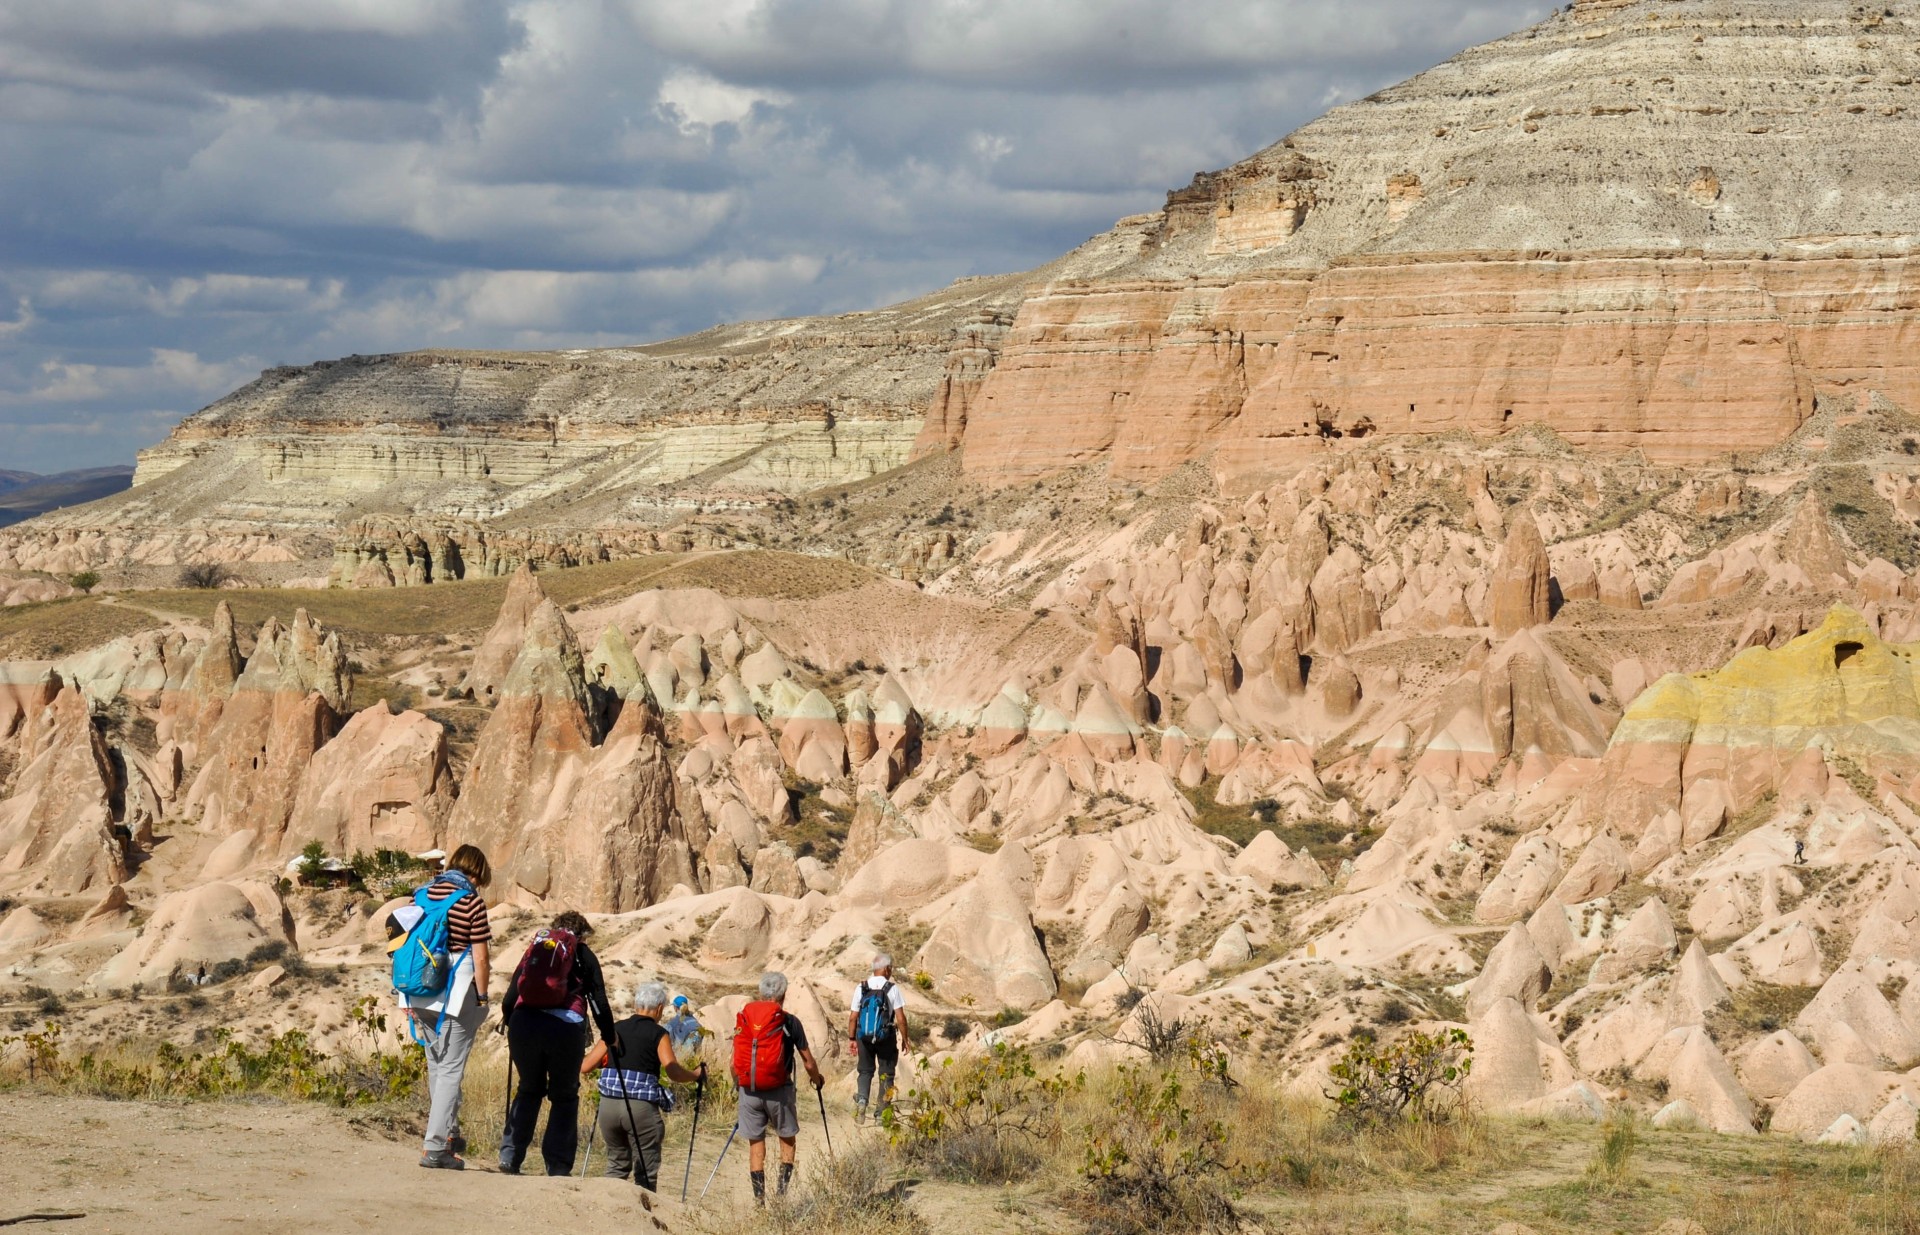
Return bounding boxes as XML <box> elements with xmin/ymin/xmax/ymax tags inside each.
<box><xmin>0</xmin><ymin>466</ymin><xmax>135</xmax><ymax>528</ymax></box>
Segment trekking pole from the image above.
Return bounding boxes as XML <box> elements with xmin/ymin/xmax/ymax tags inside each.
<box><xmin>580</xmin><ymin>1087</ymin><xmax>597</xmax><ymax>1178</ymax></box>
<box><xmin>680</xmin><ymin>1073</ymin><xmax>706</xmax><ymax>1202</ymax></box>
<box><xmin>700</xmin><ymin>1124</ymin><xmax>738</xmax><ymax>1199</ymax></box>
<box><xmin>816</xmin><ymin>1083</ymin><xmax>834</xmax><ymax>1159</ymax></box>
<box><xmin>501</xmin><ymin>1054</ymin><xmax>514</xmax><ymax>1160</ymax></box>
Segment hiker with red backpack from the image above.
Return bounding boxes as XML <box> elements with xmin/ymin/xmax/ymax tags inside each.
<box><xmin>733</xmin><ymin>971</ymin><xmax>824</xmax><ymax>1204</ymax></box>
<box><xmin>497</xmin><ymin>910</ymin><xmax>618</xmax><ymax>1176</ymax></box>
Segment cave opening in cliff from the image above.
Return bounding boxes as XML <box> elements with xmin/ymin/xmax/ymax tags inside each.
<box><xmin>1835</xmin><ymin>641</ymin><xmax>1864</xmax><ymax>668</ymax></box>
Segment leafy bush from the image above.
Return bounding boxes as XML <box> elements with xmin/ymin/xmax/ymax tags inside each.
<box><xmin>176</xmin><ymin>562</ymin><xmax>231</xmax><ymax>589</ymax></box>
<box><xmin>1079</xmin><ymin>1066</ymin><xmax>1239</xmax><ymax>1235</ymax></box>
<box><xmin>1</xmin><ymin>1001</ymin><xmax>424</xmax><ymax>1107</ymax></box>
<box><xmin>68</xmin><ymin>571</ymin><xmax>100</xmax><ymax>592</ymax></box>
<box><xmin>890</xmin><ymin>1043</ymin><xmax>1080</xmax><ymax>1182</ymax></box>
<box><xmin>348</xmin><ymin>848</ymin><xmax>430</xmax><ymax>900</ymax></box>
<box><xmin>1326</xmin><ymin>1027</ymin><xmax>1473</xmax><ymax>1127</ymax></box>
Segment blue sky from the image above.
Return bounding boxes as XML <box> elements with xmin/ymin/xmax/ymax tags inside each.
<box><xmin>0</xmin><ymin>0</ymin><xmax>1544</xmax><ymax>473</ymax></box>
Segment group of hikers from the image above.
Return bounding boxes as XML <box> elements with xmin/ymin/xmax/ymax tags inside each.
<box><xmin>389</xmin><ymin>844</ymin><xmax>912</xmax><ymax>1202</ymax></box>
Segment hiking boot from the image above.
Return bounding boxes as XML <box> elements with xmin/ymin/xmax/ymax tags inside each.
<box><xmin>419</xmin><ymin>1151</ymin><xmax>466</xmax><ymax>1170</ymax></box>
<box><xmin>449</xmin><ymin>1135</ymin><xmax>468</xmax><ymax>1156</ymax></box>
<box><xmin>777</xmin><ymin>1162</ymin><xmax>793</xmax><ymax>1196</ymax></box>
<box><xmin>498</xmin><ymin>1162</ymin><xmax>521</xmax><ymax>1176</ymax></box>
<box><xmin>750</xmin><ymin>1170</ymin><xmax>766</xmax><ymax>1205</ymax></box>
<box><xmin>853</xmin><ymin>1103</ymin><xmax>868</xmax><ymax>1126</ymax></box>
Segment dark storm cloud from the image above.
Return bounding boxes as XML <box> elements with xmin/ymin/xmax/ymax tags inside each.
<box><xmin>0</xmin><ymin>0</ymin><xmax>1545</xmax><ymax>473</ymax></box>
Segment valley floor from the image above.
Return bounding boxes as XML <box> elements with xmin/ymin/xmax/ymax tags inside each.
<box><xmin>1</xmin><ymin>1090</ymin><xmax>1913</xmax><ymax>1235</ymax></box>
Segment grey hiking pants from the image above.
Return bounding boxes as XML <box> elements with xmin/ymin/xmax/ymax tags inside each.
<box><xmin>598</xmin><ymin>1095</ymin><xmax>666</xmax><ymax>1190</ymax></box>
<box><xmin>423</xmin><ymin>998</ymin><xmax>487</xmax><ymax>1154</ymax></box>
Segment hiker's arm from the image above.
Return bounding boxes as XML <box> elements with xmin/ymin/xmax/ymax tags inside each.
<box><xmin>581</xmin><ymin>945</ymin><xmax>618</xmax><ymax>1045</ymax></box>
<box><xmin>497</xmin><ymin>950</ymin><xmax>518</xmax><ymax>1020</ymax></box>
<box><xmin>846</xmin><ymin>1005</ymin><xmax>859</xmax><ymax>1044</ymax></box>
<box><xmin>473</xmin><ymin>941</ymin><xmax>491</xmax><ymax>1006</ymax></box>
<box><xmin>658</xmin><ymin>1036</ymin><xmax>704</xmax><ymax>1086</ymax></box>
<box><xmin>581</xmin><ymin>1041</ymin><xmax>609</xmax><ymax>1074</ymax></box>
<box><xmin>895</xmin><ymin>1005</ymin><xmax>910</xmax><ymax>1053</ymax></box>
<box><xmin>799</xmin><ymin>1046</ymin><xmax>824</xmax><ymax>1088</ymax></box>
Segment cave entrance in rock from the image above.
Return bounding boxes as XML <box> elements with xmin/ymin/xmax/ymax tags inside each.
<box><xmin>1835</xmin><ymin>641</ymin><xmax>1863</xmax><ymax>668</ymax></box>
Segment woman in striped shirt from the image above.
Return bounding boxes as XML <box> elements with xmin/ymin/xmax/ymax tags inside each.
<box><xmin>418</xmin><ymin>844</ymin><xmax>493</xmax><ymax>1170</ymax></box>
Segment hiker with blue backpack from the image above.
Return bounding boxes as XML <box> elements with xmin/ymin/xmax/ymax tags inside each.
<box><xmin>387</xmin><ymin>844</ymin><xmax>494</xmax><ymax>1171</ymax></box>
<box><xmin>847</xmin><ymin>952</ymin><xmax>911</xmax><ymax>1123</ymax></box>
<box><xmin>497</xmin><ymin>909</ymin><xmax>618</xmax><ymax>1176</ymax></box>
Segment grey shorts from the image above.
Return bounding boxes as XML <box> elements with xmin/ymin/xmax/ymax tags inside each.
<box><xmin>737</xmin><ymin>1085</ymin><xmax>799</xmax><ymax>1140</ymax></box>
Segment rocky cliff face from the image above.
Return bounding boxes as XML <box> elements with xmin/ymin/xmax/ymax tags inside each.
<box><xmin>15</xmin><ymin>0</ymin><xmax>1916</xmax><ymax>560</ymax></box>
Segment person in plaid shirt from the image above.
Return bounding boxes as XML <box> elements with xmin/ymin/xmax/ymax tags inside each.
<box><xmin>580</xmin><ymin>981</ymin><xmax>706</xmax><ymax>1190</ymax></box>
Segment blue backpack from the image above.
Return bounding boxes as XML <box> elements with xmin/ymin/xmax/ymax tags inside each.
<box><xmin>856</xmin><ymin>980</ymin><xmax>895</xmax><ymax>1046</ymax></box>
<box><xmin>392</xmin><ymin>880</ymin><xmax>465</xmax><ymax>999</ymax></box>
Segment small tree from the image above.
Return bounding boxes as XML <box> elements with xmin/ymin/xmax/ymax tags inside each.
<box><xmin>177</xmin><ymin>562</ymin><xmax>230</xmax><ymax>589</ymax></box>
<box><xmin>296</xmin><ymin>840</ymin><xmax>328</xmax><ymax>884</ymax></box>
<box><xmin>69</xmin><ymin>571</ymin><xmax>100</xmax><ymax>592</ymax></box>
<box><xmin>1326</xmin><ymin>1027</ymin><xmax>1474</xmax><ymax>1127</ymax></box>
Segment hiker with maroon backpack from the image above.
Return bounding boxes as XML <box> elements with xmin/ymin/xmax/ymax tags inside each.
<box><xmin>733</xmin><ymin>971</ymin><xmax>824</xmax><ymax>1204</ymax></box>
<box><xmin>498</xmin><ymin>910</ymin><xmax>618</xmax><ymax>1176</ymax></box>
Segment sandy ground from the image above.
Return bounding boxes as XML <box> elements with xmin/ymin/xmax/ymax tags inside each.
<box><xmin>0</xmin><ymin>1093</ymin><xmax>669</xmax><ymax>1235</ymax></box>
<box><xmin>0</xmin><ymin>1092</ymin><xmax>1044</xmax><ymax>1235</ymax></box>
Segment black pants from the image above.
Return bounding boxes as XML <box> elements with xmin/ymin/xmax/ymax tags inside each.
<box><xmin>855</xmin><ymin>1036</ymin><xmax>898</xmax><ymax>1113</ymax></box>
<box><xmin>501</xmin><ymin>1009</ymin><xmax>588</xmax><ymax>1175</ymax></box>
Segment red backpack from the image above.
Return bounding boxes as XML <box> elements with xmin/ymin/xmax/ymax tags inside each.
<box><xmin>513</xmin><ymin>927</ymin><xmax>577</xmax><ymax>1009</ymax></box>
<box><xmin>732</xmin><ymin>1000</ymin><xmax>790</xmax><ymax>1090</ymax></box>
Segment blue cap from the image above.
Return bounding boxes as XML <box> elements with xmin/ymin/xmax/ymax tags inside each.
<box><xmin>673</xmin><ymin>995</ymin><xmax>688</xmax><ymax>1007</ymax></box>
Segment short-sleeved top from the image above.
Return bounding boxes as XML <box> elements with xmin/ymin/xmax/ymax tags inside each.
<box><xmin>423</xmin><ymin>880</ymin><xmax>490</xmax><ymax>951</ymax></box>
<box><xmin>849</xmin><ymin>976</ymin><xmax>907</xmax><ymax>1015</ymax></box>
<box><xmin>763</xmin><ymin>1012</ymin><xmax>809</xmax><ymax>1090</ymax></box>
<box><xmin>610</xmin><ymin>1015</ymin><xmax>668</xmax><ymax>1078</ymax></box>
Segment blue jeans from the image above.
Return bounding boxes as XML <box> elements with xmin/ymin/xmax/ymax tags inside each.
<box><xmin>500</xmin><ymin>1009</ymin><xmax>588</xmax><ymax>1175</ymax></box>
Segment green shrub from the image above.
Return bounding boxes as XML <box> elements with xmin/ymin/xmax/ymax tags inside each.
<box><xmin>1326</xmin><ymin>1027</ymin><xmax>1473</xmax><ymax>1127</ymax></box>
<box><xmin>68</xmin><ymin>572</ymin><xmax>100</xmax><ymax>592</ymax></box>
<box><xmin>890</xmin><ymin>1043</ymin><xmax>1080</xmax><ymax>1182</ymax></box>
<box><xmin>1079</xmin><ymin>1065</ymin><xmax>1239</xmax><ymax>1235</ymax></box>
<box><xmin>2</xmin><ymin>1000</ymin><xmax>424</xmax><ymax>1108</ymax></box>
<box><xmin>1585</xmin><ymin>1113</ymin><xmax>1639</xmax><ymax>1193</ymax></box>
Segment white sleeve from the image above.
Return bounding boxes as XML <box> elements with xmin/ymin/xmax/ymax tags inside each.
<box><xmin>889</xmin><ymin>984</ymin><xmax>907</xmax><ymax>1011</ymax></box>
<box><xmin>850</xmin><ymin>986</ymin><xmax>863</xmax><ymax>1012</ymax></box>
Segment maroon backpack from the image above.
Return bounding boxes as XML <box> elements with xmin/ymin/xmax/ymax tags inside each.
<box><xmin>514</xmin><ymin>927</ymin><xmax>578</xmax><ymax>1009</ymax></box>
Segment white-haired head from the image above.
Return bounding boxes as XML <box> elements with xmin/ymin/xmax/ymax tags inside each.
<box><xmin>758</xmin><ymin>971</ymin><xmax>789</xmax><ymax>1001</ymax></box>
<box><xmin>632</xmin><ymin>981</ymin><xmax>668</xmax><ymax>1013</ymax></box>
<box><xmin>871</xmin><ymin>953</ymin><xmax>893</xmax><ymax>974</ymax></box>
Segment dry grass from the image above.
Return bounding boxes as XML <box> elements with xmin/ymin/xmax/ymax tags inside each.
<box><xmin>639</xmin><ymin>550</ymin><xmax>877</xmax><ymax>601</ymax></box>
<box><xmin>0</xmin><ymin>596</ymin><xmax>162</xmax><ymax>659</ymax></box>
<box><xmin>876</xmin><ymin>1055</ymin><xmax>1920</xmax><ymax>1235</ymax></box>
<box><xmin>132</xmin><ymin>555</ymin><xmax>697</xmax><ymax>640</ymax></box>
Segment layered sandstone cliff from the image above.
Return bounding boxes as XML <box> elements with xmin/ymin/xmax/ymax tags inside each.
<box><xmin>15</xmin><ymin>0</ymin><xmax>1916</xmax><ymax>556</ymax></box>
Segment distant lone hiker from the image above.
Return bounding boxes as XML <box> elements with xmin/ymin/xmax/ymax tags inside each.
<box><xmin>1794</xmin><ymin>837</ymin><xmax>1807</xmax><ymax>865</ymax></box>
<box><xmin>582</xmin><ymin>981</ymin><xmax>706</xmax><ymax>1190</ymax></box>
<box><xmin>664</xmin><ymin>994</ymin><xmax>702</xmax><ymax>1053</ymax></box>
<box><xmin>498</xmin><ymin>910</ymin><xmax>617</xmax><ymax>1176</ymax></box>
<box><xmin>848</xmin><ymin>952</ymin><xmax>910</xmax><ymax>1123</ymax></box>
<box><xmin>733</xmin><ymin>971</ymin><xmax>824</xmax><ymax>1204</ymax></box>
